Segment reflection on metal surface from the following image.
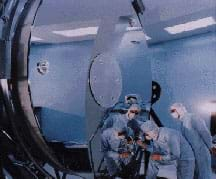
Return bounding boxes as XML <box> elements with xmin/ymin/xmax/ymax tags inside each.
<box><xmin>89</xmin><ymin>53</ymin><xmax>122</xmax><ymax>108</ymax></box>
<box><xmin>37</xmin><ymin>60</ymin><xmax>49</xmax><ymax>75</ymax></box>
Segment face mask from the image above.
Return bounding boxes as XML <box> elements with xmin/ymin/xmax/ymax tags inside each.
<box><xmin>127</xmin><ymin>107</ymin><xmax>140</xmax><ymax>120</ymax></box>
<box><xmin>128</xmin><ymin>112</ymin><xmax>136</xmax><ymax>120</ymax></box>
<box><xmin>145</xmin><ymin>135</ymin><xmax>152</xmax><ymax>140</ymax></box>
<box><xmin>171</xmin><ymin>112</ymin><xmax>179</xmax><ymax>119</ymax></box>
<box><xmin>118</xmin><ymin>135</ymin><xmax>126</xmax><ymax>140</ymax></box>
<box><xmin>146</xmin><ymin>131</ymin><xmax>158</xmax><ymax>140</ymax></box>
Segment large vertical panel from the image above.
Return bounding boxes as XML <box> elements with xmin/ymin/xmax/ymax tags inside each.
<box><xmin>86</xmin><ymin>1</ymin><xmax>135</xmax><ymax>171</ymax></box>
<box><xmin>117</xmin><ymin>30</ymin><xmax>152</xmax><ymax>103</ymax></box>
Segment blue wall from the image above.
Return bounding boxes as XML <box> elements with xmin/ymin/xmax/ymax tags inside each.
<box><xmin>29</xmin><ymin>31</ymin><xmax>216</xmax><ymax>142</ymax></box>
<box><xmin>150</xmin><ymin>32</ymin><xmax>216</xmax><ymax>128</ymax></box>
<box><xmin>29</xmin><ymin>41</ymin><xmax>94</xmax><ymax>142</ymax></box>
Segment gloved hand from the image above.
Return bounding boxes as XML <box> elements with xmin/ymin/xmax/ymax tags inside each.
<box><xmin>119</xmin><ymin>152</ymin><xmax>130</xmax><ymax>158</ymax></box>
<box><xmin>151</xmin><ymin>154</ymin><xmax>162</xmax><ymax>161</ymax></box>
<box><xmin>136</xmin><ymin>140</ymin><xmax>147</xmax><ymax>149</ymax></box>
<box><xmin>126</xmin><ymin>136</ymin><xmax>134</xmax><ymax>144</ymax></box>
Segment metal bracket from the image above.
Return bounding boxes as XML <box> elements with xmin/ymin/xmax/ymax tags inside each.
<box><xmin>132</xmin><ymin>0</ymin><xmax>145</xmax><ymax>15</ymax></box>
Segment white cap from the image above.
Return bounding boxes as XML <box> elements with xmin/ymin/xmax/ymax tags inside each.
<box><xmin>140</xmin><ymin>120</ymin><xmax>158</xmax><ymax>133</ymax></box>
<box><xmin>170</xmin><ymin>103</ymin><xmax>187</xmax><ymax>117</ymax></box>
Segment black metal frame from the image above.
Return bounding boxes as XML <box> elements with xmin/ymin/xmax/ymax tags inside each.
<box><xmin>0</xmin><ymin>0</ymin><xmax>50</xmax><ymax>178</ymax></box>
<box><xmin>88</xmin><ymin>53</ymin><xmax>103</xmax><ymax>107</ymax></box>
<box><xmin>211</xmin><ymin>112</ymin><xmax>216</xmax><ymax>136</ymax></box>
<box><xmin>0</xmin><ymin>0</ymin><xmax>18</xmax><ymax>79</ymax></box>
<box><xmin>0</xmin><ymin>0</ymin><xmax>85</xmax><ymax>178</ymax></box>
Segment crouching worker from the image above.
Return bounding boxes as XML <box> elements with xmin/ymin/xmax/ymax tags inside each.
<box><xmin>141</xmin><ymin>120</ymin><xmax>195</xmax><ymax>179</ymax></box>
<box><xmin>101</xmin><ymin>121</ymin><xmax>136</xmax><ymax>178</ymax></box>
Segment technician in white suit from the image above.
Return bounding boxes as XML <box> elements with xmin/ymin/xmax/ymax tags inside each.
<box><xmin>170</xmin><ymin>103</ymin><xmax>212</xmax><ymax>179</ymax></box>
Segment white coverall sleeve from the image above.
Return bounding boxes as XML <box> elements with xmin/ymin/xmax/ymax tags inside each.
<box><xmin>101</xmin><ymin>132</ymin><xmax>119</xmax><ymax>159</ymax></box>
<box><xmin>161</xmin><ymin>135</ymin><xmax>180</xmax><ymax>161</ymax></box>
<box><xmin>193</xmin><ymin>117</ymin><xmax>212</xmax><ymax>149</ymax></box>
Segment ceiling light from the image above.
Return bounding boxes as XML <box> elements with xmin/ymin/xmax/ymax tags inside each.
<box><xmin>31</xmin><ymin>36</ymin><xmax>43</xmax><ymax>41</ymax></box>
<box><xmin>164</xmin><ymin>17</ymin><xmax>216</xmax><ymax>34</ymax></box>
<box><xmin>52</xmin><ymin>26</ymin><xmax>151</xmax><ymax>40</ymax></box>
<box><xmin>126</xmin><ymin>26</ymin><xmax>142</xmax><ymax>31</ymax></box>
<box><xmin>52</xmin><ymin>27</ymin><xmax>99</xmax><ymax>37</ymax></box>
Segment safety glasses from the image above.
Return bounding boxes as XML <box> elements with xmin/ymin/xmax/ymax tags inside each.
<box><xmin>129</xmin><ymin>110</ymin><xmax>139</xmax><ymax>115</ymax></box>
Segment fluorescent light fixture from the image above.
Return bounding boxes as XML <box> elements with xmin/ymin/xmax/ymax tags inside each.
<box><xmin>52</xmin><ymin>26</ymin><xmax>151</xmax><ymax>40</ymax></box>
<box><xmin>126</xmin><ymin>26</ymin><xmax>142</xmax><ymax>31</ymax></box>
<box><xmin>52</xmin><ymin>27</ymin><xmax>99</xmax><ymax>37</ymax></box>
<box><xmin>31</xmin><ymin>36</ymin><xmax>43</xmax><ymax>41</ymax></box>
<box><xmin>165</xmin><ymin>17</ymin><xmax>216</xmax><ymax>34</ymax></box>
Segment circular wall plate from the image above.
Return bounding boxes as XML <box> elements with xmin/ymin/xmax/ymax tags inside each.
<box><xmin>89</xmin><ymin>53</ymin><xmax>122</xmax><ymax>108</ymax></box>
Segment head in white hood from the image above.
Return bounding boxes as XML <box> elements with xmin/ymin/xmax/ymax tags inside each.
<box><xmin>170</xmin><ymin>103</ymin><xmax>187</xmax><ymax>119</ymax></box>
